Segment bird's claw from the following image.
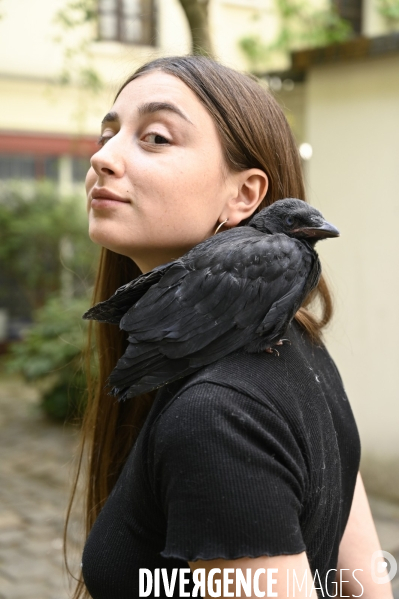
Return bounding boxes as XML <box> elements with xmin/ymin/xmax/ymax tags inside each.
<box><xmin>264</xmin><ymin>337</ymin><xmax>291</xmax><ymax>356</ymax></box>
<box><xmin>264</xmin><ymin>347</ymin><xmax>280</xmax><ymax>356</ymax></box>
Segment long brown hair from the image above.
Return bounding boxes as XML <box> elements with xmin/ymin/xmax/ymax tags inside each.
<box><xmin>65</xmin><ymin>55</ymin><xmax>333</xmax><ymax>598</ymax></box>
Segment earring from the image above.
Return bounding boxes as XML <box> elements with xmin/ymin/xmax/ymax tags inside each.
<box><xmin>214</xmin><ymin>218</ymin><xmax>229</xmax><ymax>235</ymax></box>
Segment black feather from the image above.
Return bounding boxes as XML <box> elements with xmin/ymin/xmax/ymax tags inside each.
<box><xmin>83</xmin><ymin>198</ymin><xmax>339</xmax><ymax>400</ymax></box>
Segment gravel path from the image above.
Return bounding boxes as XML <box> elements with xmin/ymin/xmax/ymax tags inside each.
<box><xmin>0</xmin><ymin>375</ymin><xmax>83</xmax><ymax>599</ymax></box>
<box><xmin>0</xmin><ymin>373</ymin><xmax>398</xmax><ymax>599</ymax></box>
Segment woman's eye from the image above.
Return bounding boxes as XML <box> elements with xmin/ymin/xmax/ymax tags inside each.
<box><xmin>97</xmin><ymin>135</ymin><xmax>113</xmax><ymax>147</ymax></box>
<box><xmin>143</xmin><ymin>133</ymin><xmax>170</xmax><ymax>145</ymax></box>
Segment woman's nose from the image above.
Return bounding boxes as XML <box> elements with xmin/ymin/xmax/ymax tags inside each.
<box><xmin>90</xmin><ymin>141</ymin><xmax>125</xmax><ymax>178</ymax></box>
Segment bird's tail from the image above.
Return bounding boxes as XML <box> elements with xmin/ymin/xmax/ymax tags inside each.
<box><xmin>107</xmin><ymin>343</ymin><xmax>195</xmax><ymax>401</ymax></box>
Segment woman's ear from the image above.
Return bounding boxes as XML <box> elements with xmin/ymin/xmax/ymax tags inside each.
<box><xmin>224</xmin><ymin>169</ymin><xmax>268</xmax><ymax>227</ymax></box>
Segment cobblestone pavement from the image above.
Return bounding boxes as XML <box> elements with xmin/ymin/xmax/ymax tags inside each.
<box><xmin>368</xmin><ymin>495</ymin><xmax>399</xmax><ymax>598</ymax></box>
<box><xmin>0</xmin><ymin>374</ymin><xmax>398</xmax><ymax>599</ymax></box>
<box><xmin>0</xmin><ymin>375</ymin><xmax>83</xmax><ymax>599</ymax></box>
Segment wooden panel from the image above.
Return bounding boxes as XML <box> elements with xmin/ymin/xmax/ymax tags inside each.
<box><xmin>0</xmin><ymin>131</ymin><xmax>98</xmax><ymax>157</ymax></box>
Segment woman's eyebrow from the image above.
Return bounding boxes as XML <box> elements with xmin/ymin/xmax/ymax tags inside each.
<box><xmin>101</xmin><ymin>103</ymin><xmax>194</xmax><ymax>127</ymax></box>
<box><xmin>137</xmin><ymin>101</ymin><xmax>194</xmax><ymax>126</ymax></box>
<box><xmin>101</xmin><ymin>111</ymin><xmax>119</xmax><ymax>125</ymax></box>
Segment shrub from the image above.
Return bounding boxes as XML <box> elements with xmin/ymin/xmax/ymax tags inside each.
<box><xmin>0</xmin><ymin>180</ymin><xmax>98</xmax><ymax>315</ymax></box>
<box><xmin>6</xmin><ymin>294</ymin><xmax>97</xmax><ymax>422</ymax></box>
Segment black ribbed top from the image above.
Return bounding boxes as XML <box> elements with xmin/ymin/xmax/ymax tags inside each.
<box><xmin>82</xmin><ymin>321</ymin><xmax>361</xmax><ymax>598</ymax></box>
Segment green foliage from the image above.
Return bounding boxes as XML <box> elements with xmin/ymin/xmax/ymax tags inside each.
<box><xmin>239</xmin><ymin>0</ymin><xmax>353</xmax><ymax>69</ymax></box>
<box><xmin>80</xmin><ymin>67</ymin><xmax>103</xmax><ymax>93</ymax></box>
<box><xmin>1</xmin><ymin>181</ymin><xmax>99</xmax><ymax>422</ymax></box>
<box><xmin>6</xmin><ymin>295</ymin><xmax>96</xmax><ymax>422</ymax></box>
<box><xmin>377</xmin><ymin>0</ymin><xmax>399</xmax><ymax>24</ymax></box>
<box><xmin>7</xmin><ymin>296</ymin><xmax>88</xmax><ymax>380</ymax></box>
<box><xmin>0</xmin><ymin>181</ymin><xmax>98</xmax><ymax>312</ymax></box>
<box><xmin>53</xmin><ymin>0</ymin><xmax>103</xmax><ymax>92</ymax></box>
<box><xmin>239</xmin><ymin>36</ymin><xmax>270</xmax><ymax>69</ymax></box>
<box><xmin>54</xmin><ymin>0</ymin><xmax>97</xmax><ymax>28</ymax></box>
<box><xmin>41</xmin><ymin>378</ymin><xmax>86</xmax><ymax>421</ymax></box>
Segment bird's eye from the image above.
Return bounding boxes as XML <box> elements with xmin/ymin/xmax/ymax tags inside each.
<box><xmin>285</xmin><ymin>216</ymin><xmax>295</xmax><ymax>226</ymax></box>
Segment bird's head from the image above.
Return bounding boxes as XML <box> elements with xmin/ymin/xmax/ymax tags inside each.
<box><xmin>248</xmin><ymin>198</ymin><xmax>339</xmax><ymax>245</ymax></box>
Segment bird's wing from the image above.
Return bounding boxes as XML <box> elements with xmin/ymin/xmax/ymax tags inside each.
<box><xmin>118</xmin><ymin>233</ymin><xmax>313</xmax><ymax>366</ymax></box>
<box><xmin>82</xmin><ymin>260</ymin><xmax>177</xmax><ymax>324</ymax></box>
<box><xmin>181</xmin><ymin>234</ymin><xmax>316</xmax><ymax>362</ymax></box>
<box><xmin>107</xmin><ymin>232</ymin><xmax>316</xmax><ymax>398</ymax></box>
<box><xmin>255</xmin><ymin>253</ymin><xmax>321</xmax><ymax>340</ymax></box>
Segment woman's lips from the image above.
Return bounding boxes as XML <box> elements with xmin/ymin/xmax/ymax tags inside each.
<box><xmin>90</xmin><ymin>188</ymin><xmax>130</xmax><ymax>209</ymax></box>
<box><xmin>91</xmin><ymin>198</ymin><xmax>128</xmax><ymax>209</ymax></box>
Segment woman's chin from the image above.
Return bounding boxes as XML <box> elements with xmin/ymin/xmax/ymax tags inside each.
<box><xmin>88</xmin><ymin>229</ymin><xmax>131</xmax><ymax>258</ymax></box>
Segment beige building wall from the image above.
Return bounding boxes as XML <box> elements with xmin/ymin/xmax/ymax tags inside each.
<box><xmin>1</xmin><ymin>0</ymin><xmax>397</xmax><ymax>136</ymax></box>
<box><xmin>0</xmin><ymin>0</ymin><xmax>180</xmax><ymax>135</ymax></box>
<box><xmin>362</xmin><ymin>0</ymin><xmax>398</xmax><ymax>36</ymax></box>
<box><xmin>305</xmin><ymin>55</ymin><xmax>399</xmax><ymax>499</ymax></box>
<box><xmin>211</xmin><ymin>0</ymin><xmax>280</xmax><ymax>69</ymax></box>
<box><xmin>0</xmin><ymin>0</ymin><xmax>284</xmax><ymax>136</ymax></box>
<box><xmin>0</xmin><ymin>0</ymin><xmax>187</xmax><ymax>80</ymax></box>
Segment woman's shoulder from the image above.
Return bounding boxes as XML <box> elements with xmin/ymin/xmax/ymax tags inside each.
<box><xmin>148</xmin><ymin>320</ymin><xmax>349</xmax><ymax>444</ymax></box>
<box><xmin>166</xmin><ymin>321</ymin><xmax>343</xmax><ymax>406</ymax></box>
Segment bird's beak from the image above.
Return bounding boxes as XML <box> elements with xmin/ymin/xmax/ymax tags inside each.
<box><xmin>292</xmin><ymin>220</ymin><xmax>340</xmax><ymax>239</ymax></box>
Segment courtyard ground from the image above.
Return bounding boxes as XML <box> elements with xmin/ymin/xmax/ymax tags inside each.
<box><xmin>0</xmin><ymin>374</ymin><xmax>398</xmax><ymax>599</ymax></box>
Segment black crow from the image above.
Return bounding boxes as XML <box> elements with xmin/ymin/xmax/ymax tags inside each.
<box><xmin>83</xmin><ymin>198</ymin><xmax>339</xmax><ymax>400</ymax></box>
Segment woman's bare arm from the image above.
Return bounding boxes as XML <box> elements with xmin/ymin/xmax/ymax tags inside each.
<box><xmin>337</xmin><ymin>471</ymin><xmax>394</xmax><ymax>598</ymax></box>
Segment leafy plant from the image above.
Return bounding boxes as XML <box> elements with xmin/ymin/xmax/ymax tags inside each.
<box><xmin>377</xmin><ymin>0</ymin><xmax>399</xmax><ymax>25</ymax></box>
<box><xmin>239</xmin><ymin>36</ymin><xmax>271</xmax><ymax>71</ymax></box>
<box><xmin>239</xmin><ymin>0</ymin><xmax>353</xmax><ymax>70</ymax></box>
<box><xmin>0</xmin><ymin>180</ymin><xmax>98</xmax><ymax>314</ymax></box>
<box><xmin>6</xmin><ymin>295</ymin><xmax>97</xmax><ymax>421</ymax></box>
<box><xmin>53</xmin><ymin>0</ymin><xmax>103</xmax><ymax>92</ymax></box>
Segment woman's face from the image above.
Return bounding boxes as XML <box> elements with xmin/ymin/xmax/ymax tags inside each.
<box><xmin>86</xmin><ymin>71</ymin><xmax>242</xmax><ymax>273</ymax></box>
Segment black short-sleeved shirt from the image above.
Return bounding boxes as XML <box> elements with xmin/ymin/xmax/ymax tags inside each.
<box><xmin>82</xmin><ymin>321</ymin><xmax>361</xmax><ymax>598</ymax></box>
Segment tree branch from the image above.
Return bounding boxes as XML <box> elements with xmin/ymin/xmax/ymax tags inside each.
<box><xmin>178</xmin><ymin>0</ymin><xmax>213</xmax><ymax>56</ymax></box>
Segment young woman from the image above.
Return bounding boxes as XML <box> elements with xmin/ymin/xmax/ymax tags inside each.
<box><xmin>67</xmin><ymin>56</ymin><xmax>392</xmax><ymax>599</ymax></box>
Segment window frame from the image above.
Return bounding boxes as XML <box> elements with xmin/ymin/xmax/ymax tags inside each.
<box><xmin>97</xmin><ymin>0</ymin><xmax>156</xmax><ymax>46</ymax></box>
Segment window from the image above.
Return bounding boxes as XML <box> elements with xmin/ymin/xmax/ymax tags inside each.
<box><xmin>72</xmin><ymin>157</ymin><xmax>90</xmax><ymax>183</ymax></box>
<box><xmin>0</xmin><ymin>155</ymin><xmax>88</xmax><ymax>183</ymax></box>
<box><xmin>98</xmin><ymin>0</ymin><xmax>156</xmax><ymax>45</ymax></box>
<box><xmin>0</xmin><ymin>155</ymin><xmax>36</xmax><ymax>180</ymax></box>
<box><xmin>44</xmin><ymin>157</ymin><xmax>59</xmax><ymax>181</ymax></box>
<box><xmin>333</xmin><ymin>0</ymin><xmax>363</xmax><ymax>34</ymax></box>
<box><xmin>0</xmin><ymin>155</ymin><xmax>60</xmax><ymax>181</ymax></box>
